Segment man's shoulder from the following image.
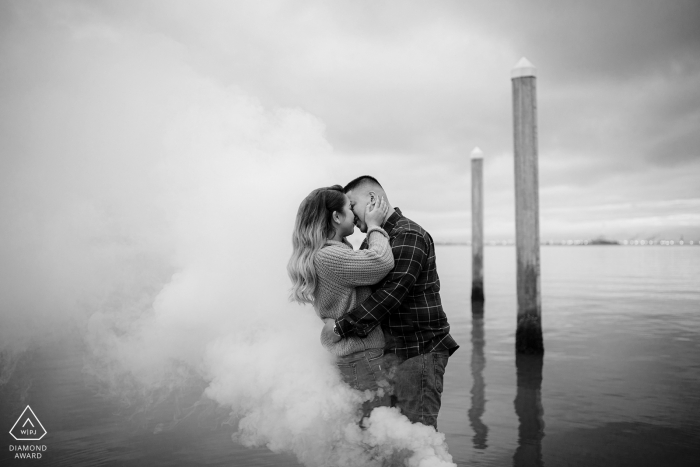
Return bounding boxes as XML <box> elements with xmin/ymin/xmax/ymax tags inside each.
<box><xmin>392</xmin><ymin>215</ymin><xmax>430</xmax><ymax>240</ymax></box>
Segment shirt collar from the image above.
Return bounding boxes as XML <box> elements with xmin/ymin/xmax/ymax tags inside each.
<box><xmin>382</xmin><ymin>207</ymin><xmax>402</xmax><ymax>234</ymax></box>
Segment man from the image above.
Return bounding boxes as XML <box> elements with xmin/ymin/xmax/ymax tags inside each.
<box><xmin>325</xmin><ymin>175</ymin><xmax>459</xmax><ymax>429</ymax></box>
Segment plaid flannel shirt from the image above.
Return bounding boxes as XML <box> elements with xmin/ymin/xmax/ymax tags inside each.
<box><xmin>335</xmin><ymin>208</ymin><xmax>459</xmax><ymax>360</ymax></box>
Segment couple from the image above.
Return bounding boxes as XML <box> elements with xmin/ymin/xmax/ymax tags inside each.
<box><xmin>287</xmin><ymin>175</ymin><xmax>459</xmax><ymax>429</ymax></box>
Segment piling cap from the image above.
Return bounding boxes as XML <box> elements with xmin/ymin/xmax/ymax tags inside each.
<box><xmin>470</xmin><ymin>147</ymin><xmax>484</xmax><ymax>159</ymax></box>
<box><xmin>511</xmin><ymin>57</ymin><xmax>537</xmax><ymax>78</ymax></box>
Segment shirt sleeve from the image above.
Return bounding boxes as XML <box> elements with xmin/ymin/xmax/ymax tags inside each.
<box><xmin>335</xmin><ymin>230</ymin><xmax>428</xmax><ymax>338</ymax></box>
<box><xmin>314</xmin><ymin>229</ymin><xmax>394</xmax><ymax>287</ymax></box>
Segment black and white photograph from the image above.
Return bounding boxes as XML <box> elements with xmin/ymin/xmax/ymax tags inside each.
<box><xmin>1</xmin><ymin>1</ymin><xmax>699</xmax><ymax>466</ymax></box>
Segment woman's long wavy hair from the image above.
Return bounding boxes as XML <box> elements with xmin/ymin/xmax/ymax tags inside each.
<box><xmin>288</xmin><ymin>185</ymin><xmax>346</xmax><ymax>304</ymax></box>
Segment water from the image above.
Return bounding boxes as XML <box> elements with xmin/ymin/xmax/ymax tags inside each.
<box><xmin>2</xmin><ymin>246</ymin><xmax>699</xmax><ymax>466</ymax></box>
<box><xmin>438</xmin><ymin>246</ymin><xmax>700</xmax><ymax>466</ymax></box>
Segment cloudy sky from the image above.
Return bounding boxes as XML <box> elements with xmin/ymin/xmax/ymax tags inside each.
<box><xmin>1</xmin><ymin>0</ymin><xmax>699</xmax><ymax>242</ymax></box>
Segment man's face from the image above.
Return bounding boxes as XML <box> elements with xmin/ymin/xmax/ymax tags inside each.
<box><xmin>346</xmin><ymin>189</ymin><xmax>372</xmax><ymax>233</ymax></box>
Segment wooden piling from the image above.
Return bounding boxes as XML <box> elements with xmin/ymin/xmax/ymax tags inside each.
<box><xmin>512</xmin><ymin>57</ymin><xmax>544</xmax><ymax>354</ymax></box>
<box><xmin>471</xmin><ymin>147</ymin><xmax>485</xmax><ymax>302</ymax></box>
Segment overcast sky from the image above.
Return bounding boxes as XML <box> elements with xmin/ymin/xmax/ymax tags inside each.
<box><xmin>2</xmin><ymin>0</ymin><xmax>699</xmax><ymax>242</ymax></box>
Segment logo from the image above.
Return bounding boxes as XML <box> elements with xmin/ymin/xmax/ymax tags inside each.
<box><xmin>9</xmin><ymin>406</ymin><xmax>47</xmax><ymax>441</ymax></box>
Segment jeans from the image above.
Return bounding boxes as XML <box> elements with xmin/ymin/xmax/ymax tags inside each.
<box><xmin>389</xmin><ymin>350</ymin><xmax>449</xmax><ymax>429</ymax></box>
<box><xmin>336</xmin><ymin>348</ymin><xmax>392</xmax><ymax>419</ymax></box>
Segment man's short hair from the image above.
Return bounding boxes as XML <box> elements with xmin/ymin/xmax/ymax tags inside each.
<box><xmin>343</xmin><ymin>175</ymin><xmax>382</xmax><ymax>193</ymax></box>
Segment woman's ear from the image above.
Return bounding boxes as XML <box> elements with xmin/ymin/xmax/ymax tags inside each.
<box><xmin>332</xmin><ymin>211</ymin><xmax>341</xmax><ymax>224</ymax></box>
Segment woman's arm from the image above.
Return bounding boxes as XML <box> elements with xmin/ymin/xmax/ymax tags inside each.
<box><xmin>315</xmin><ymin>228</ymin><xmax>394</xmax><ymax>287</ymax></box>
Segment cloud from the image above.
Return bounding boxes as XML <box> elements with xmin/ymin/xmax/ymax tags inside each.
<box><xmin>458</xmin><ymin>0</ymin><xmax>700</xmax><ymax>81</ymax></box>
<box><xmin>13</xmin><ymin>0</ymin><xmax>693</xmax><ymax>242</ymax></box>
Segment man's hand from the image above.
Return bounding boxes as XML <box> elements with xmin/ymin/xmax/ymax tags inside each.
<box><xmin>322</xmin><ymin>318</ymin><xmax>342</xmax><ymax>343</ymax></box>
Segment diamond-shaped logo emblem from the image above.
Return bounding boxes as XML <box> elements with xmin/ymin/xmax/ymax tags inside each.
<box><xmin>9</xmin><ymin>406</ymin><xmax>47</xmax><ymax>441</ymax></box>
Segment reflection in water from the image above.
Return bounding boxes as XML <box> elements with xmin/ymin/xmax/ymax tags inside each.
<box><xmin>513</xmin><ymin>354</ymin><xmax>545</xmax><ymax>467</ymax></box>
<box><xmin>468</xmin><ymin>301</ymin><xmax>488</xmax><ymax>449</ymax></box>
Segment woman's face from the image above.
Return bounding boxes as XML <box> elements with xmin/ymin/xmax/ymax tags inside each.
<box><xmin>337</xmin><ymin>195</ymin><xmax>356</xmax><ymax>238</ymax></box>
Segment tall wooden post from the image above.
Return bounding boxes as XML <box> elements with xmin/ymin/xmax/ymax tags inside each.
<box><xmin>471</xmin><ymin>147</ymin><xmax>485</xmax><ymax>302</ymax></box>
<box><xmin>512</xmin><ymin>57</ymin><xmax>544</xmax><ymax>354</ymax></box>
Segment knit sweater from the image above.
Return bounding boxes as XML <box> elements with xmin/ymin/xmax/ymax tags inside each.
<box><xmin>313</xmin><ymin>227</ymin><xmax>394</xmax><ymax>356</ymax></box>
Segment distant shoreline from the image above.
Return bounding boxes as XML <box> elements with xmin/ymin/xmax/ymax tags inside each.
<box><xmin>435</xmin><ymin>239</ymin><xmax>698</xmax><ymax>247</ymax></box>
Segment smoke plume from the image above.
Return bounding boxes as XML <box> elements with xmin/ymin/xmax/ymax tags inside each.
<box><xmin>0</xmin><ymin>3</ymin><xmax>455</xmax><ymax>466</ymax></box>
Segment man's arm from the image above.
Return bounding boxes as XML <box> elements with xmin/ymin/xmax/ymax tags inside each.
<box><xmin>334</xmin><ymin>230</ymin><xmax>428</xmax><ymax>338</ymax></box>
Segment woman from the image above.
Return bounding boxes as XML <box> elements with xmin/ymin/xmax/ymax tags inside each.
<box><xmin>287</xmin><ymin>185</ymin><xmax>393</xmax><ymax>418</ymax></box>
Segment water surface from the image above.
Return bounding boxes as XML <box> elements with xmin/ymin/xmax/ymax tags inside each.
<box><xmin>2</xmin><ymin>246</ymin><xmax>699</xmax><ymax>466</ymax></box>
<box><xmin>439</xmin><ymin>246</ymin><xmax>700</xmax><ymax>466</ymax></box>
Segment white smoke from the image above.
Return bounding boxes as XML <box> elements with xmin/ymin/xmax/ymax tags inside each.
<box><xmin>0</xmin><ymin>3</ymin><xmax>455</xmax><ymax>466</ymax></box>
<box><xmin>203</xmin><ymin>327</ymin><xmax>455</xmax><ymax>467</ymax></box>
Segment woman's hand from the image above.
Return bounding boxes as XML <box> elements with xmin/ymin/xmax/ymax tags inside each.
<box><xmin>365</xmin><ymin>196</ymin><xmax>388</xmax><ymax>230</ymax></box>
<box><xmin>322</xmin><ymin>318</ymin><xmax>341</xmax><ymax>343</ymax></box>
